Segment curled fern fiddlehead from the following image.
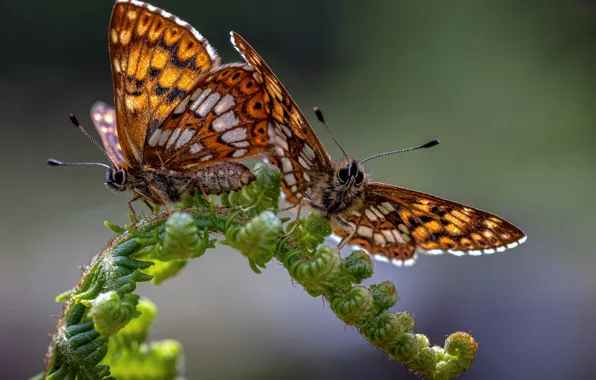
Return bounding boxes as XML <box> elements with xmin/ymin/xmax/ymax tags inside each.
<box><xmin>39</xmin><ymin>163</ymin><xmax>477</xmax><ymax>380</ymax></box>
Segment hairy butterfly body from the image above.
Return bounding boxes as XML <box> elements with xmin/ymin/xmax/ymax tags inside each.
<box><xmin>230</xmin><ymin>33</ymin><xmax>527</xmax><ymax>266</ymax></box>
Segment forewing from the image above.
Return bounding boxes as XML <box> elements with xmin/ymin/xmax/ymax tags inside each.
<box><xmin>90</xmin><ymin>101</ymin><xmax>126</xmax><ymax>168</ymax></box>
<box><xmin>143</xmin><ymin>64</ymin><xmax>271</xmax><ymax>170</ymax></box>
<box><xmin>109</xmin><ymin>0</ymin><xmax>220</xmax><ymax>165</ymax></box>
<box><xmin>335</xmin><ymin>183</ymin><xmax>527</xmax><ymax>266</ymax></box>
<box><xmin>230</xmin><ymin>32</ymin><xmax>333</xmax><ymax>204</ymax></box>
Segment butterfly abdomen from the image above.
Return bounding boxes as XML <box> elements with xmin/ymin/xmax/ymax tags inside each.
<box><xmin>132</xmin><ymin>163</ymin><xmax>255</xmax><ymax>203</ymax></box>
<box><xmin>192</xmin><ymin>162</ymin><xmax>256</xmax><ymax>195</ymax></box>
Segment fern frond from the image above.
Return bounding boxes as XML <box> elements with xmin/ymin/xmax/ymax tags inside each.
<box><xmin>40</xmin><ymin>163</ymin><xmax>477</xmax><ymax>380</ymax></box>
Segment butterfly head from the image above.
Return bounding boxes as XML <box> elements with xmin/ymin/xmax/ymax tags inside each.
<box><xmin>104</xmin><ymin>166</ymin><xmax>127</xmax><ymax>192</ymax></box>
<box><xmin>337</xmin><ymin>160</ymin><xmax>367</xmax><ymax>187</ymax></box>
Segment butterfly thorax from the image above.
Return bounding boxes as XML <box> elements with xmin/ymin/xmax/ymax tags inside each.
<box><xmin>105</xmin><ymin>163</ymin><xmax>255</xmax><ymax>204</ymax></box>
<box><xmin>310</xmin><ymin>160</ymin><xmax>368</xmax><ymax>219</ymax></box>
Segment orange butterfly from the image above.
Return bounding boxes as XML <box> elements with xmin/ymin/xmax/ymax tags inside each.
<box><xmin>49</xmin><ymin>0</ymin><xmax>274</xmax><ymax>210</ymax></box>
<box><xmin>230</xmin><ymin>33</ymin><xmax>527</xmax><ymax>265</ymax></box>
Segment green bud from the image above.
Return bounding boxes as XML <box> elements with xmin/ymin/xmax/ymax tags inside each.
<box><xmin>344</xmin><ymin>250</ymin><xmax>373</xmax><ymax>283</ymax></box>
<box><xmin>162</xmin><ymin>212</ymin><xmax>201</xmax><ymax>260</ymax></box>
<box><xmin>89</xmin><ymin>291</ymin><xmax>139</xmax><ymax>336</ymax></box>
<box><xmin>329</xmin><ymin>286</ymin><xmax>374</xmax><ymax>327</ymax></box>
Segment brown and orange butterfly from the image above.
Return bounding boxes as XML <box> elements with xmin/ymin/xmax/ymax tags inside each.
<box><xmin>230</xmin><ymin>33</ymin><xmax>527</xmax><ymax>266</ymax></box>
<box><xmin>49</xmin><ymin>0</ymin><xmax>274</xmax><ymax>209</ymax></box>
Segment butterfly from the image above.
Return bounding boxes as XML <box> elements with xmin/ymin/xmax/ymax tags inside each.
<box><xmin>230</xmin><ymin>33</ymin><xmax>527</xmax><ymax>266</ymax></box>
<box><xmin>49</xmin><ymin>0</ymin><xmax>275</xmax><ymax>210</ymax></box>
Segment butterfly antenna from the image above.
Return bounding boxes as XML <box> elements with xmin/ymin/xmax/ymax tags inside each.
<box><xmin>313</xmin><ymin>107</ymin><xmax>349</xmax><ymax>161</ymax></box>
<box><xmin>46</xmin><ymin>159</ymin><xmax>111</xmax><ymax>169</ymax></box>
<box><xmin>69</xmin><ymin>114</ymin><xmax>116</xmax><ymax>167</ymax></box>
<box><xmin>46</xmin><ymin>114</ymin><xmax>116</xmax><ymax>169</ymax></box>
<box><xmin>359</xmin><ymin>139</ymin><xmax>440</xmax><ymax>164</ymax></box>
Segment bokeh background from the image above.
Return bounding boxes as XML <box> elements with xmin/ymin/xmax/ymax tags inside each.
<box><xmin>2</xmin><ymin>0</ymin><xmax>595</xmax><ymax>379</ymax></box>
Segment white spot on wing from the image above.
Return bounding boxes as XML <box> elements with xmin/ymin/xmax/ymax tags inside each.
<box><xmin>212</xmin><ymin>111</ymin><xmax>240</xmax><ymax>132</ymax></box>
<box><xmin>190</xmin><ymin>88</ymin><xmax>203</xmax><ymax>101</ymax></box>
<box><xmin>391</xmin><ymin>259</ymin><xmax>404</xmax><ymax>267</ymax></box>
<box><xmin>377</xmin><ymin>204</ymin><xmax>390</xmax><ymax>215</ymax></box>
<box><xmin>214</xmin><ymin>94</ymin><xmax>235</xmax><ymax>115</ymax></box>
<box><xmin>382</xmin><ymin>202</ymin><xmax>395</xmax><ymax>212</ymax></box>
<box><xmin>364</xmin><ymin>209</ymin><xmax>378</xmax><ymax>222</ymax></box>
<box><xmin>190</xmin><ymin>88</ymin><xmax>212</xmax><ymax>111</ymax></box>
<box><xmin>374</xmin><ymin>233</ymin><xmax>386</xmax><ymax>246</ymax></box>
<box><xmin>381</xmin><ymin>229</ymin><xmax>395</xmax><ymax>243</ymax></box>
<box><xmin>281</xmin><ymin>124</ymin><xmax>292</xmax><ymax>137</ymax></box>
<box><xmin>370</xmin><ymin>206</ymin><xmax>384</xmax><ymax>219</ymax></box>
<box><xmin>232</xmin><ymin>141</ymin><xmax>250</xmax><ymax>148</ymax></box>
<box><xmin>398</xmin><ymin>224</ymin><xmax>409</xmax><ymax>235</ymax></box>
<box><xmin>373</xmin><ymin>254</ymin><xmax>389</xmax><ymax>263</ymax></box>
<box><xmin>158</xmin><ymin>130</ymin><xmax>172</xmax><ymax>146</ymax></box>
<box><xmin>148</xmin><ymin>129</ymin><xmax>162</xmax><ymax>147</ymax></box>
<box><xmin>167</xmin><ymin>128</ymin><xmax>181</xmax><ymax>149</ymax></box>
<box><xmin>298</xmin><ymin>156</ymin><xmax>311</xmax><ymax>170</ymax></box>
<box><xmin>173</xmin><ymin>15</ymin><xmax>188</xmax><ymax>27</ymax></box>
<box><xmin>189</xmin><ymin>143</ymin><xmax>204</xmax><ymax>154</ymax></box>
<box><xmin>267</xmin><ymin>122</ymin><xmax>277</xmax><ymax>148</ymax></box>
<box><xmin>281</xmin><ymin>157</ymin><xmax>293</xmax><ymax>173</ymax></box>
<box><xmin>357</xmin><ymin>226</ymin><xmax>373</xmax><ymax>238</ymax></box>
<box><xmin>403</xmin><ymin>258</ymin><xmax>416</xmax><ymax>266</ymax></box>
<box><xmin>173</xmin><ymin>95</ymin><xmax>190</xmax><ymax>114</ymax></box>
<box><xmin>303</xmin><ymin>144</ymin><xmax>315</xmax><ymax>159</ymax></box>
<box><xmin>276</xmin><ymin>135</ymin><xmax>289</xmax><ymax>151</ymax></box>
<box><xmin>232</xmin><ymin>149</ymin><xmax>247</xmax><ymax>158</ymax></box>
<box><xmin>113</xmin><ymin>58</ymin><xmax>121</xmax><ymax>73</ymax></box>
<box><xmin>105</xmin><ymin>111</ymin><xmax>114</xmax><ymax>124</ymax></box>
<box><xmin>284</xmin><ymin>173</ymin><xmax>297</xmax><ymax>186</ymax></box>
<box><xmin>197</xmin><ymin>92</ymin><xmax>221</xmax><ymax>117</ymax></box>
<box><xmin>391</xmin><ymin>229</ymin><xmax>405</xmax><ymax>244</ymax></box>
<box><xmin>175</xmin><ymin>129</ymin><xmax>195</xmax><ymax>149</ymax></box>
<box><xmin>221</xmin><ymin>128</ymin><xmax>247</xmax><ymax>143</ymax></box>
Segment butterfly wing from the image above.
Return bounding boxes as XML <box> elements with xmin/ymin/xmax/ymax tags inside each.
<box><xmin>142</xmin><ymin>64</ymin><xmax>272</xmax><ymax>171</ymax></box>
<box><xmin>230</xmin><ymin>32</ymin><xmax>334</xmax><ymax>203</ymax></box>
<box><xmin>335</xmin><ymin>183</ymin><xmax>527</xmax><ymax>265</ymax></box>
<box><xmin>90</xmin><ymin>101</ymin><xmax>126</xmax><ymax>168</ymax></box>
<box><xmin>109</xmin><ymin>0</ymin><xmax>220</xmax><ymax>166</ymax></box>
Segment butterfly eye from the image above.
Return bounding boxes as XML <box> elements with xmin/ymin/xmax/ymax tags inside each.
<box><xmin>355</xmin><ymin>170</ymin><xmax>364</xmax><ymax>184</ymax></box>
<box><xmin>338</xmin><ymin>167</ymin><xmax>350</xmax><ymax>183</ymax></box>
<box><xmin>113</xmin><ymin>169</ymin><xmax>126</xmax><ymax>186</ymax></box>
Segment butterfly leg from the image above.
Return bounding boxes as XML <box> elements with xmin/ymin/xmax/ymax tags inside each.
<box><xmin>281</xmin><ymin>196</ymin><xmax>327</xmax><ymax>237</ymax></box>
<box><xmin>279</xmin><ymin>202</ymin><xmax>300</xmax><ymax>212</ymax></box>
<box><xmin>148</xmin><ymin>186</ymin><xmax>171</xmax><ymax>215</ymax></box>
<box><xmin>281</xmin><ymin>199</ymin><xmax>304</xmax><ymax>237</ymax></box>
<box><xmin>129</xmin><ymin>190</ymin><xmax>155</xmax><ymax>224</ymax></box>
<box><xmin>334</xmin><ymin>216</ymin><xmax>356</xmax><ymax>252</ymax></box>
<box><xmin>197</xmin><ymin>182</ymin><xmax>217</xmax><ymax>207</ymax></box>
<box><xmin>128</xmin><ymin>195</ymin><xmax>141</xmax><ymax>224</ymax></box>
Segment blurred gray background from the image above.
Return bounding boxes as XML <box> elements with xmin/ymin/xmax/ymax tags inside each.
<box><xmin>2</xmin><ymin>0</ymin><xmax>595</xmax><ymax>379</ymax></box>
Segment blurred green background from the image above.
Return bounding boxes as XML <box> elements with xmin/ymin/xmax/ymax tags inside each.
<box><xmin>1</xmin><ymin>0</ymin><xmax>595</xmax><ymax>379</ymax></box>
